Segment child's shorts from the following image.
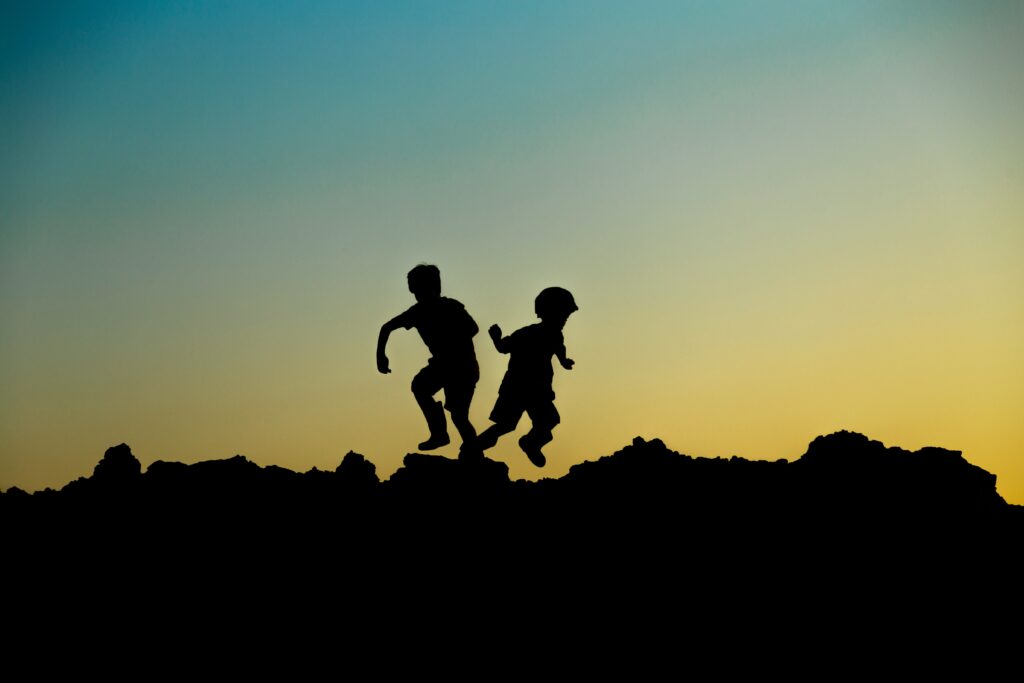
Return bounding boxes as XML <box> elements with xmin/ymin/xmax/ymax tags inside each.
<box><xmin>489</xmin><ymin>391</ymin><xmax>560</xmax><ymax>431</ymax></box>
<box><xmin>412</xmin><ymin>361</ymin><xmax>478</xmax><ymax>414</ymax></box>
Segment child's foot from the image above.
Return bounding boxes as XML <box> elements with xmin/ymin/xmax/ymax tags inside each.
<box><xmin>518</xmin><ymin>436</ymin><xmax>546</xmax><ymax>467</ymax></box>
<box><xmin>418</xmin><ymin>434</ymin><xmax>450</xmax><ymax>450</ymax></box>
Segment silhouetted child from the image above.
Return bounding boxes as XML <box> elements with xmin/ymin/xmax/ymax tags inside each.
<box><xmin>377</xmin><ymin>264</ymin><xmax>480</xmax><ymax>453</ymax></box>
<box><xmin>474</xmin><ymin>287</ymin><xmax>578</xmax><ymax>467</ymax></box>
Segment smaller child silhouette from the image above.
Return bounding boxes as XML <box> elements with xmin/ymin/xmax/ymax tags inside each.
<box><xmin>473</xmin><ymin>287</ymin><xmax>578</xmax><ymax>467</ymax></box>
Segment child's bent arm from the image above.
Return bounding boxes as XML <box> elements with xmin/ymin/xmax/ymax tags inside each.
<box><xmin>489</xmin><ymin>324</ymin><xmax>510</xmax><ymax>354</ymax></box>
<box><xmin>556</xmin><ymin>344</ymin><xmax>574</xmax><ymax>370</ymax></box>
<box><xmin>376</xmin><ymin>316</ymin><xmax>402</xmax><ymax>373</ymax></box>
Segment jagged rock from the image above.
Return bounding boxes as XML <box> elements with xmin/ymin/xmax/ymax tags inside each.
<box><xmin>92</xmin><ymin>443</ymin><xmax>142</xmax><ymax>484</ymax></box>
<box><xmin>387</xmin><ymin>452</ymin><xmax>510</xmax><ymax>488</ymax></box>
<box><xmin>792</xmin><ymin>429</ymin><xmax>1005</xmax><ymax>520</ymax></box>
<box><xmin>3</xmin><ymin>431</ymin><xmax>1018</xmax><ymax>547</ymax></box>
<box><xmin>145</xmin><ymin>459</ymin><xmax>190</xmax><ymax>480</ymax></box>
<box><xmin>336</xmin><ymin>451</ymin><xmax>379</xmax><ymax>485</ymax></box>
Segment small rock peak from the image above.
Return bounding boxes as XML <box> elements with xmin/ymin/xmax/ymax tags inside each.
<box><xmin>93</xmin><ymin>443</ymin><xmax>142</xmax><ymax>482</ymax></box>
<box><xmin>336</xmin><ymin>451</ymin><xmax>379</xmax><ymax>484</ymax></box>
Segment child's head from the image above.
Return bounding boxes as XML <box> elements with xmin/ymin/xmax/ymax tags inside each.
<box><xmin>407</xmin><ymin>264</ymin><xmax>441</xmax><ymax>301</ymax></box>
<box><xmin>535</xmin><ymin>287</ymin><xmax>578</xmax><ymax>326</ymax></box>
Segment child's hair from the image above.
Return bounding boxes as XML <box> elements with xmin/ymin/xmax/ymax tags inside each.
<box><xmin>407</xmin><ymin>264</ymin><xmax>441</xmax><ymax>296</ymax></box>
<box><xmin>535</xmin><ymin>287</ymin><xmax>578</xmax><ymax>320</ymax></box>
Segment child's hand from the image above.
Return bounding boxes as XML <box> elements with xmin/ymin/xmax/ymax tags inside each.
<box><xmin>488</xmin><ymin>324</ymin><xmax>502</xmax><ymax>341</ymax></box>
<box><xmin>377</xmin><ymin>353</ymin><xmax>391</xmax><ymax>374</ymax></box>
<box><xmin>560</xmin><ymin>357</ymin><xmax>575</xmax><ymax>370</ymax></box>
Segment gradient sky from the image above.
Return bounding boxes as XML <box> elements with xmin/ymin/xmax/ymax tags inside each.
<box><xmin>3</xmin><ymin>1</ymin><xmax>1022</xmax><ymax>504</ymax></box>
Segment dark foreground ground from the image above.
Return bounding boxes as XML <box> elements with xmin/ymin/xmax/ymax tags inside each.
<box><xmin>5</xmin><ymin>431</ymin><xmax>1021</xmax><ymax>665</ymax></box>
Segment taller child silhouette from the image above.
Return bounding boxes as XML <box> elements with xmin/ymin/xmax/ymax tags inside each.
<box><xmin>377</xmin><ymin>265</ymin><xmax>480</xmax><ymax>453</ymax></box>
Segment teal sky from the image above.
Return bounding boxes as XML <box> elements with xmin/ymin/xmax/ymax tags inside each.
<box><xmin>3</xmin><ymin>2</ymin><xmax>1022</xmax><ymax>502</ymax></box>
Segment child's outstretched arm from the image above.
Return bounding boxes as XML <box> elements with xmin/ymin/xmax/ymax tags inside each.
<box><xmin>489</xmin><ymin>324</ymin><xmax>510</xmax><ymax>354</ymax></box>
<box><xmin>556</xmin><ymin>344</ymin><xmax>574</xmax><ymax>370</ymax></box>
<box><xmin>376</xmin><ymin>316</ymin><xmax>403</xmax><ymax>374</ymax></box>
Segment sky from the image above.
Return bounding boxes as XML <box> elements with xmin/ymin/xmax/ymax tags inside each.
<box><xmin>2</xmin><ymin>1</ymin><xmax>1022</xmax><ymax>504</ymax></box>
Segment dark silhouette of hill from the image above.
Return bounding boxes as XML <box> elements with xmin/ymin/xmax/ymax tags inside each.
<box><xmin>5</xmin><ymin>430</ymin><xmax>1020</xmax><ymax>545</ymax></box>
<box><xmin>5</xmin><ymin>430</ymin><xmax>1021</xmax><ymax>652</ymax></box>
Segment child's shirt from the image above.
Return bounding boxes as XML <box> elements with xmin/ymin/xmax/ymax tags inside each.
<box><xmin>498</xmin><ymin>323</ymin><xmax>565</xmax><ymax>398</ymax></box>
<box><xmin>392</xmin><ymin>296</ymin><xmax>479</xmax><ymax>369</ymax></box>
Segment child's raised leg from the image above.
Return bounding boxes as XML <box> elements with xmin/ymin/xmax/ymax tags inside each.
<box><xmin>475</xmin><ymin>421</ymin><xmax>515</xmax><ymax>452</ymax></box>
<box><xmin>519</xmin><ymin>402</ymin><xmax>559</xmax><ymax>467</ymax></box>
<box><xmin>518</xmin><ymin>431</ymin><xmax>551</xmax><ymax>467</ymax></box>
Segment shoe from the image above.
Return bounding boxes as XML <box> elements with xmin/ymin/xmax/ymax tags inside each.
<box><xmin>418</xmin><ymin>434</ymin><xmax>450</xmax><ymax>450</ymax></box>
<box><xmin>519</xmin><ymin>436</ymin><xmax>546</xmax><ymax>467</ymax></box>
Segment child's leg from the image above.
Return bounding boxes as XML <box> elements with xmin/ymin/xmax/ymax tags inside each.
<box><xmin>520</xmin><ymin>401</ymin><xmax>560</xmax><ymax>467</ymax></box>
<box><xmin>444</xmin><ymin>377</ymin><xmax>478</xmax><ymax>446</ymax></box>
<box><xmin>520</xmin><ymin>427</ymin><xmax>554</xmax><ymax>450</ymax></box>
<box><xmin>518</xmin><ymin>429</ymin><xmax>551</xmax><ymax>467</ymax></box>
<box><xmin>476</xmin><ymin>421</ymin><xmax>516</xmax><ymax>451</ymax></box>
<box><xmin>475</xmin><ymin>392</ymin><xmax>522</xmax><ymax>452</ymax></box>
<box><xmin>450</xmin><ymin>410</ymin><xmax>477</xmax><ymax>445</ymax></box>
<box><xmin>412</xmin><ymin>366</ymin><xmax>449</xmax><ymax>449</ymax></box>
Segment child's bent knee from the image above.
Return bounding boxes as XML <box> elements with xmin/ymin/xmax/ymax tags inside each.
<box><xmin>411</xmin><ymin>375</ymin><xmax>432</xmax><ymax>397</ymax></box>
